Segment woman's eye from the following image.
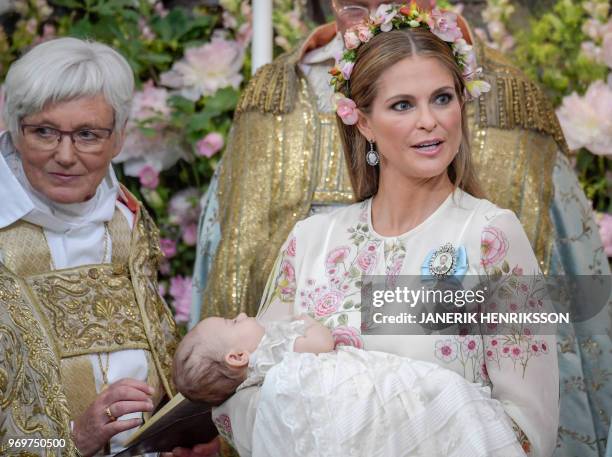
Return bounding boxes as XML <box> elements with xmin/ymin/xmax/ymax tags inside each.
<box><xmin>391</xmin><ymin>101</ymin><xmax>412</xmax><ymax>111</ymax></box>
<box><xmin>35</xmin><ymin>127</ymin><xmax>56</xmax><ymax>137</ymax></box>
<box><xmin>76</xmin><ymin>130</ymin><xmax>100</xmax><ymax>141</ymax></box>
<box><xmin>435</xmin><ymin>93</ymin><xmax>453</xmax><ymax>105</ymax></box>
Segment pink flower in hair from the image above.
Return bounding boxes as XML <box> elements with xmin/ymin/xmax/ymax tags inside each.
<box><xmin>340</xmin><ymin>60</ymin><xmax>354</xmax><ymax>79</ymax></box>
<box><xmin>372</xmin><ymin>4</ymin><xmax>397</xmax><ymax>32</ymax></box>
<box><xmin>428</xmin><ymin>8</ymin><xmax>463</xmax><ymax>42</ymax></box>
<box><xmin>334</xmin><ymin>94</ymin><xmax>359</xmax><ymax>125</ymax></box>
<box><xmin>344</xmin><ymin>30</ymin><xmax>360</xmax><ymax>49</ymax></box>
<box><xmin>355</xmin><ymin>23</ymin><xmax>374</xmax><ymax>43</ymax></box>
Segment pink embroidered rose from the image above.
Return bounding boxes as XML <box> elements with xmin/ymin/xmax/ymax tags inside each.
<box><xmin>356</xmin><ymin>250</ymin><xmax>377</xmax><ymax>274</ymax></box>
<box><xmin>435</xmin><ymin>339</ymin><xmax>458</xmax><ymax>362</ymax></box>
<box><xmin>286</xmin><ymin>236</ymin><xmax>297</xmax><ymax>257</ymax></box>
<box><xmin>196</xmin><ymin>132</ymin><xmax>225</xmax><ymax>158</ymax></box>
<box><xmin>485</xmin><ymin>348</ymin><xmax>496</xmax><ymax>361</ymax></box>
<box><xmin>325</xmin><ymin>246</ymin><xmax>350</xmax><ymax>269</ymax></box>
<box><xmin>344</xmin><ymin>30</ymin><xmax>360</xmax><ymax>49</ymax></box>
<box><xmin>509</xmin><ymin>344</ymin><xmax>523</xmax><ymax>360</ymax></box>
<box><xmin>281</xmin><ymin>260</ymin><xmax>295</xmax><ymax>283</ymax></box>
<box><xmin>314</xmin><ymin>289</ymin><xmax>344</xmax><ymax>317</ymax></box>
<box><xmin>332</xmin><ymin>325</ymin><xmax>363</xmax><ymax>349</ymax></box>
<box><xmin>427</xmin><ymin>8</ymin><xmax>462</xmax><ymax>42</ymax></box>
<box><xmin>138</xmin><ymin>164</ymin><xmax>159</xmax><ymax>189</ymax></box>
<box><xmin>160</xmin><ymin>238</ymin><xmax>177</xmax><ymax>258</ymax></box>
<box><xmin>214</xmin><ymin>414</ymin><xmax>233</xmax><ymax>440</ymax></box>
<box><xmin>480</xmin><ymin>226</ymin><xmax>509</xmax><ymax>266</ymax></box>
<box><xmin>462</xmin><ymin>337</ymin><xmax>479</xmax><ymax>355</ymax></box>
<box><xmin>540</xmin><ymin>341</ymin><xmax>549</xmax><ymax>353</ymax></box>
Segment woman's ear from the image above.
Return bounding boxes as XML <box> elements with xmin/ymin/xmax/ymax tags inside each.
<box><xmin>356</xmin><ymin>109</ymin><xmax>374</xmax><ymax>143</ymax></box>
<box><xmin>224</xmin><ymin>350</ymin><xmax>249</xmax><ymax>368</ymax></box>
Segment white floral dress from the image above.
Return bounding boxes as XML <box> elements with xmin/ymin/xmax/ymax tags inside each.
<box><xmin>213</xmin><ymin>190</ymin><xmax>559</xmax><ymax>457</ymax></box>
<box><xmin>238</xmin><ymin>319</ymin><xmax>525</xmax><ymax>457</ymax></box>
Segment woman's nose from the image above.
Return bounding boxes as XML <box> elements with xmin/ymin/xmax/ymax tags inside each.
<box><xmin>416</xmin><ymin>105</ymin><xmax>437</xmax><ymax>131</ymax></box>
<box><xmin>53</xmin><ymin>135</ymin><xmax>78</xmax><ymax>166</ymax></box>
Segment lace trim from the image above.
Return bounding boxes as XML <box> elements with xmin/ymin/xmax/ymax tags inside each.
<box><xmin>237</xmin><ymin>319</ymin><xmax>307</xmax><ymax>390</ymax></box>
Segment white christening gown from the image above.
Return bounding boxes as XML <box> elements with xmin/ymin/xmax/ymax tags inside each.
<box><xmin>241</xmin><ymin>319</ymin><xmax>527</xmax><ymax>457</ymax></box>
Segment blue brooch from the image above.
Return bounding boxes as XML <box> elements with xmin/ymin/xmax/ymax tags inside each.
<box><xmin>421</xmin><ymin>243</ymin><xmax>468</xmax><ymax>280</ymax></box>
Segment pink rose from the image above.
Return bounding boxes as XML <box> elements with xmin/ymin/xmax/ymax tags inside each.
<box><xmin>196</xmin><ymin>132</ymin><xmax>225</xmax><ymax>158</ymax></box>
<box><xmin>181</xmin><ymin>223</ymin><xmax>198</xmax><ymax>246</ymax></box>
<box><xmin>139</xmin><ymin>164</ymin><xmax>159</xmax><ymax>189</ymax></box>
<box><xmin>314</xmin><ymin>290</ymin><xmax>344</xmax><ymax>317</ymax></box>
<box><xmin>480</xmin><ymin>226</ymin><xmax>509</xmax><ymax>266</ymax></box>
<box><xmin>435</xmin><ymin>339</ymin><xmax>458</xmax><ymax>362</ymax></box>
<box><xmin>356</xmin><ymin>250</ymin><xmax>377</xmax><ymax>274</ymax></box>
<box><xmin>355</xmin><ymin>24</ymin><xmax>373</xmax><ymax>42</ymax></box>
<box><xmin>332</xmin><ymin>325</ymin><xmax>363</xmax><ymax>349</ymax></box>
<box><xmin>596</xmin><ymin>212</ymin><xmax>612</xmax><ymax>256</ymax></box>
<box><xmin>335</xmin><ymin>96</ymin><xmax>358</xmax><ymax>126</ymax></box>
<box><xmin>281</xmin><ymin>260</ymin><xmax>295</xmax><ymax>283</ymax></box>
<box><xmin>286</xmin><ymin>237</ymin><xmax>297</xmax><ymax>257</ymax></box>
<box><xmin>169</xmin><ymin>275</ymin><xmax>192</xmax><ymax>323</ymax></box>
<box><xmin>344</xmin><ymin>30</ymin><xmax>360</xmax><ymax>49</ymax></box>
<box><xmin>509</xmin><ymin>345</ymin><xmax>523</xmax><ymax>360</ymax></box>
<box><xmin>160</xmin><ymin>238</ymin><xmax>177</xmax><ymax>258</ymax></box>
<box><xmin>325</xmin><ymin>246</ymin><xmax>350</xmax><ymax>268</ymax></box>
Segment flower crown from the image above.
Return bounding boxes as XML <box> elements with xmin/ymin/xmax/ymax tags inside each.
<box><xmin>330</xmin><ymin>2</ymin><xmax>491</xmax><ymax>125</ymax></box>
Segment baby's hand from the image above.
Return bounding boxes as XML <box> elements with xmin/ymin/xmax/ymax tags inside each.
<box><xmin>293</xmin><ymin>314</ymin><xmax>335</xmax><ymax>354</ymax></box>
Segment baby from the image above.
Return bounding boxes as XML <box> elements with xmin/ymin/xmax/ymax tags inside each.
<box><xmin>173</xmin><ymin>314</ymin><xmax>526</xmax><ymax>457</ymax></box>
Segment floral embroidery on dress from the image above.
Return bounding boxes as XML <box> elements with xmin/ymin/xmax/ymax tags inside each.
<box><xmin>434</xmin><ymin>335</ymin><xmax>489</xmax><ymax>385</ymax></box>
<box><xmin>332</xmin><ymin>325</ymin><xmax>363</xmax><ymax>349</ymax></box>
<box><xmin>214</xmin><ymin>414</ymin><xmax>233</xmax><ymax>443</ymax></box>
<box><xmin>481</xmin><ymin>225</ymin><xmax>509</xmax><ymax>267</ymax></box>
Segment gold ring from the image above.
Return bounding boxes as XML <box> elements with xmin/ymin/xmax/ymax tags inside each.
<box><xmin>105</xmin><ymin>406</ymin><xmax>116</xmax><ymax>422</ymax></box>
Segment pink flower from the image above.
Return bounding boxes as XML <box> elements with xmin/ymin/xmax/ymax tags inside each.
<box><xmin>480</xmin><ymin>362</ymin><xmax>490</xmax><ymax>383</ymax></box>
<box><xmin>603</xmin><ymin>33</ymin><xmax>612</xmax><ymax>70</ymax></box>
<box><xmin>509</xmin><ymin>345</ymin><xmax>523</xmax><ymax>360</ymax></box>
<box><xmin>512</xmin><ymin>266</ymin><xmax>524</xmax><ymax>275</ymax></box>
<box><xmin>214</xmin><ymin>414</ymin><xmax>233</xmax><ymax>438</ymax></box>
<box><xmin>462</xmin><ymin>337</ymin><xmax>479</xmax><ymax>354</ymax></box>
<box><xmin>480</xmin><ymin>226</ymin><xmax>509</xmax><ymax>266</ymax></box>
<box><xmin>281</xmin><ymin>260</ymin><xmax>295</xmax><ymax>283</ymax></box>
<box><xmin>336</xmin><ymin>97</ymin><xmax>359</xmax><ymax>125</ymax></box>
<box><xmin>169</xmin><ymin>188</ymin><xmax>201</xmax><ymax>225</ymax></box>
<box><xmin>181</xmin><ymin>223</ymin><xmax>198</xmax><ymax>246</ymax></box>
<box><xmin>139</xmin><ymin>164</ymin><xmax>159</xmax><ymax>189</ymax></box>
<box><xmin>286</xmin><ymin>237</ymin><xmax>297</xmax><ymax>257</ymax></box>
<box><xmin>314</xmin><ymin>290</ymin><xmax>344</xmax><ymax>317</ymax></box>
<box><xmin>356</xmin><ymin>250</ymin><xmax>377</xmax><ymax>274</ymax></box>
<box><xmin>158</xmin><ymin>282</ymin><xmax>166</xmax><ymax>297</ymax></box>
<box><xmin>196</xmin><ymin>132</ymin><xmax>225</xmax><ymax>158</ymax></box>
<box><xmin>160</xmin><ymin>238</ymin><xmax>177</xmax><ymax>258</ymax></box>
<box><xmin>485</xmin><ymin>348</ymin><xmax>496</xmax><ymax>361</ymax></box>
<box><xmin>595</xmin><ymin>212</ymin><xmax>612</xmax><ymax>256</ymax></box>
<box><xmin>372</xmin><ymin>4</ymin><xmax>397</xmax><ymax>32</ymax></box>
<box><xmin>332</xmin><ymin>325</ymin><xmax>363</xmax><ymax>349</ymax></box>
<box><xmin>556</xmin><ymin>81</ymin><xmax>612</xmax><ymax>156</ymax></box>
<box><xmin>427</xmin><ymin>8</ymin><xmax>463</xmax><ymax>42</ymax></box>
<box><xmin>356</xmin><ymin>24</ymin><xmax>373</xmax><ymax>42</ymax></box>
<box><xmin>344</xmin><ymin>30</ymin><xmax>360</xmax><ymax>49</ymax></box>
<box><xmin>340</xmin><ymin>60</ymin><xmax>354</xmax><ymax>80</ymax></box>
<box><xmin>540</xmin><ymin>341</ymin><xmax>549</xmax><ymax>353</ymax></box>
<box><xmin>160</xmin><ymin>36</ymin><xmax>245</xmax><ymax>101</ymax></box>
<box><xmin>325</xmin><ymin>246</ymin><xmax>350</xmax><ymax>268</ymax></box>
<box><xmin>132</xmin><ymin>80</ymin><xmax>170</xmax><ymax>122</ymax></box>
<box><xmin>169</xmin><ymin>275</ymin><xmax>192</xmax><ymax>323</ymax></box>
<box><xmin>435</xmin><ymin>339</ymin><xmax>458</xmax><ymax>362</ymax></box>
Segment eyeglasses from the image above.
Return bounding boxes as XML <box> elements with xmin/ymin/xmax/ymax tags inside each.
<box><xmin>20</xmin><ymin>124</ymin><xmax>114</xmax><ymax>154</ymax></box>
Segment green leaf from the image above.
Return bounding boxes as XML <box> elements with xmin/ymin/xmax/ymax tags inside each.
<box><xmin>338</xmin><ymin>314</ymin><xmax>349</xmax><ymax>326</ymax></box>
<box><xmin>502</xmin><ymin>261</ymin><xmax>510</xmax><ymax>274</ymax></box>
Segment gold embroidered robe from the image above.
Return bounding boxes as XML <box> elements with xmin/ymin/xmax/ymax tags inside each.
<box><xmin>200</xmin><ymin>22</ymin><xmax>569</xmax><ymax>321</ymax></box>
<box><xmin>0</xmin><ymin>191</ymin><xmax>178</xmax><ymax>456</ymax></box>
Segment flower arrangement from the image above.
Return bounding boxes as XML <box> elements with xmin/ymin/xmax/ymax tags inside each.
<box><xmin>329</xmin><ymin>2</ymin><xmax>490</xmax><ymax>125</ymax></box>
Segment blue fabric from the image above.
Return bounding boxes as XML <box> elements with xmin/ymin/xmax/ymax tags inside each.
<box><xmin>420</xmin><ymin>244</ymin><xmax>468</xmax><ymax>280</ymax></box>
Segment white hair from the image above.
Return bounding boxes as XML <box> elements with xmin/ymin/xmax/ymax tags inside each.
<box><xmin>2</xmin><ymin>37</ymin><xmax>134</xmax><ymax>136</ymax></box>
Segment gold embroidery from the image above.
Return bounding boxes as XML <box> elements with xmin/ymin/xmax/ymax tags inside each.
<box><xmin>26</xmin><ymin>265</ymin><xmax>149</xmax><ymax>358</ymax></box>
<box><xmin>0</xmin><ymin>269</ymin><xmax>78</xmax><ymax>456</ymax></box>
<box><xmin>0</xmin><ymin>220</ymin><xmax>52</xmax><ymax>276</ymax></box>
<box><xmin>60</xmin><ymin>355</ymin><xmax>98</xmax><ymax>420</ymax></box>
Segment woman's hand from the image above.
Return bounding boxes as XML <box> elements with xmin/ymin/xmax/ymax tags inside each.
<box><xmin>72</xmin><ymin>378</ymin><xmax>155</xmax><ymax>456</ymax></box>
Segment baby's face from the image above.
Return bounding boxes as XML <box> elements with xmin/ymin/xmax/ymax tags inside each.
<box><xmin>201</xmin><ymin>313</ymin><xmax>265</xmax><ymax>354</ymax></box>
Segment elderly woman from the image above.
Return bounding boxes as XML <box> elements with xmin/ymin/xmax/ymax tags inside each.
<box><xmin>0</xmin><ymin>37</ymin><xmax>212</xmax><ymax>457</ymax></box>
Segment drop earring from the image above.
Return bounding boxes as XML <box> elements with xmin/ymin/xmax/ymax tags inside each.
<box><xmin>366</xmin><ymin>140</ymin><xmax>380</xmax><ymax>166</ymax></box>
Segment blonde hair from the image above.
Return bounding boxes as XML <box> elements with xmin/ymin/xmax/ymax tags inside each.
<box><xmin>336</xmin><ymin>28</ymin><xmax>484</xmax><ymax>201</ymax></box>
<box><xmin>173</xmin><ymin>321</ymin><xmax>244</xmax><ymax>406</ymax></box>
